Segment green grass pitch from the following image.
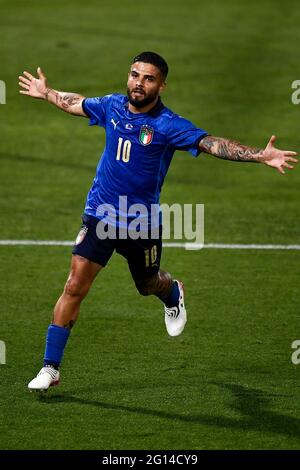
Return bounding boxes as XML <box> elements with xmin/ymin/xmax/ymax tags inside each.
<box><xmin>1</xmin><ymin>0</ymin><xmax>300</xmax><ymax>450</ymax></box>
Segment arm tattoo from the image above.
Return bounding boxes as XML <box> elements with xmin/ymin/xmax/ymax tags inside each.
<box><xmin>199</xmin><ymin>135</ymin><xmax>264</xmax><ymax>162</ymax></box>
<box><xmin>61</xmin><ymin>93</ymin><xmax>82</xmax><ymax>109</ymax></box>
<box><xmin>46</xmin><ymin>89</ymin><xmax>83</xmax><ymax>114</ymax></box>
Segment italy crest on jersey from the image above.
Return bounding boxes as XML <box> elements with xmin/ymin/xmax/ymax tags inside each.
<box><xmin>139</xmin><ymin>125</ymin><xmax>154</xmax><ymax>146</ymax></box>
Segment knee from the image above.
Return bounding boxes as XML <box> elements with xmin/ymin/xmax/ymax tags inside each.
<box><xmin>135</xmin><ymin>274</ymin><xmax>159</xmax><ymax>296</ymax></box>
<box><xmin>64</xmin><ymin>277</ymin><xmax>87</xmax><ymax>299</ymax></box>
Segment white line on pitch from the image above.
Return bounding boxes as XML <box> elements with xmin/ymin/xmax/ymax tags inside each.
<box><xmin>164</xmin><ymin>243</ymin><xmax>300</xmax><ymax>250</ymax></box>
<box><xmin>0</xmin><ymin>240</ymin><xmax>300</xmax><ymax>250</ymax></box>
<box><xmin>0</xmin><ymin>240</ymin><xmax>74</xmax><ymax>246</ymax></box>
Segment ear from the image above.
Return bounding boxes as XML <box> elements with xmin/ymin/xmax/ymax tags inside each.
<box><xmin>159</xmin><ymin>81</ymin><xmax>166</xmax><ymax>94</ymax></box>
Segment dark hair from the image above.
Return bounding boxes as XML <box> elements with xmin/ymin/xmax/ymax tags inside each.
<box><xmin>132</xmin><ymin>51</ymin><xmax>168</xmax><ymax>79</ymax></box>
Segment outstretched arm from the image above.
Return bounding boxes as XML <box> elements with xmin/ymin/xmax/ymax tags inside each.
<box><xmin>199</xmin><ymin>135</ymin><xmax>298</xmax><ymax>175</ymax></box>
<box><xmin>19</xmin><ymin>67</ymin><xmax>87</xmax><ymax>117</ymax></box>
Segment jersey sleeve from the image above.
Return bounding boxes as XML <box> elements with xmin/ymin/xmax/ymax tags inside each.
<box><xmin>167</xmin><ymin>114</ymin><xmax>208</xmax><ymax>157</ymax></box>
<box><xmin>82</xmin><ymin>94</ymin><xmax>112</xmax><ymax>127</ymax></box>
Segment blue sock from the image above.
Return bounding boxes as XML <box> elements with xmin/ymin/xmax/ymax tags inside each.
<box><xmin>43</xmin><ymin>324</ymin><xmax>70</xmax><ymax>369</ymax></box>
<box><xmin>161</xmin><ymin>281</ymin><xmax>180</xmax><ymax>308</ymax></box>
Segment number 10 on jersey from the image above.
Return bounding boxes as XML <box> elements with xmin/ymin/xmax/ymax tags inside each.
<box><xmin>116</xmin><ymin>137</ymin><xmax>131</xmax><ymax>163</ymax></box>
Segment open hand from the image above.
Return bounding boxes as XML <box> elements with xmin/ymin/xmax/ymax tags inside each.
<box><xmin>19</xmin><ymin>67</ymin><xmax>48</xmax><ymax>99</ymax></box>
<box><xmin>262</xmin><ymin>135</ymin><xmax>298</xmax><ymax>174</ymax></box>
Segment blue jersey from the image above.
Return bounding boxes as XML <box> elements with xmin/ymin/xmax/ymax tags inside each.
<box><xmin>82</xmin><ymin>94</ymin><xmax>208</xmax><ymax>226</ymax></box>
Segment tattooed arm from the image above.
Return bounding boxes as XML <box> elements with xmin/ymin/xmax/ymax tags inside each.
<box><xmin>43</xmin><ymin>89</ymin><xmax>86</xmax><ymax>116</ymax></box>
<box><xmin>19</xmin><ymin>67</ymin><xmax>87</xmax><ymax>117</ymax></box>
<box><xmin>199</xmin><ymin>135</ymin><xmax>298</xmax><ymax>175</ymax></box>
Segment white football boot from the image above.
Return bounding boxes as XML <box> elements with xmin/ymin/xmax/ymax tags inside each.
<box><xmin>28</xmin><ymin>366</ymin><xmax>60</xmax><ymax>391</ymax></box>
<box><xmin>164</xmin><ymin>280</ymin><xmax>187</xmax><ymax>337</ymax></box>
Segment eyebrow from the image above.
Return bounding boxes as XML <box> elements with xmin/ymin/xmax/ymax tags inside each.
<box><xmin>131</xmin><ymin>70</ymin><xmax>157</xmax><ymax>80</ymax></box>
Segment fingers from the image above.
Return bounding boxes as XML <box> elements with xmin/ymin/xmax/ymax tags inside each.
<box><xmin>37</xmin><ymin>66</ymin><xmax>45</xmax><ymax>79</ymax></box>
<box><xmin>283</xmin><ymin>162</ymin><xmax>294</xmax><ymax>170</ymax></box>
<box><xmin>19</xmin><ymin>75</ymin><xmax>31</xmax><ymax>86</ymax></box>
<box><xmin>18</xmin><ymin>75</ymin><xmax>31</xmax><ymax>90</ymax></box>
<box><xmin>285</xmin><ymin>156</ymin><xmax>298</xmax><ymax>163</ymax></box>
<box><xmin>267</xmin><ymin>135</ymin><xmax>276</xmax><ymax>147</ymax></box>
<box><xmin>19</xmin><ymin>81</ymin><xmax>29</xmax><ymax>91</ymax></box>
<box><xmin>23</xmin><ymin>71</ymin><xmax>34</xmax><ymax>80</ymax></box>
<box><xmin>284</xmin><ymin>151</ymin><xmax>298</xmax><ymax>157</ymax></box>
<box><xmin>18</xmin><ymin>72</ymin><xmax>33</xmax><ymax>95</ymax></box>
<box><xmin>277</xmin><ymin>160</ymin><xmax>296</xmax><ymax>173</ymax></box>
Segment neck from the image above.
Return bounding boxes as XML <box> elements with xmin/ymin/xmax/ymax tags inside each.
<box><xmin>128</xmin><ymin>96</ymin><xmax>159</xmax><ymax>114</ymax></box>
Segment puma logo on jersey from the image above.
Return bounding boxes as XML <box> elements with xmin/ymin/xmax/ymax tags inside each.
<box><xmin>111</xmin><ymin>118</ymin><xmax>119</xmax><ymax>130</ymax></box>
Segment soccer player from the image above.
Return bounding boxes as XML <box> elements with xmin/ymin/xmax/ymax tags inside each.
<box><xmin>19</xmin><ymin>52</ymin><xmax>297</xmax><ymax>391</ymax></box>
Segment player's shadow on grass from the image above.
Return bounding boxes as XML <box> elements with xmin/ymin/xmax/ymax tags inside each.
<box><xmin>0</xmin><ymin>152</ymin><xmax>94</xmax><ymax>172</ymax></box>
<box><xmin>39</xmin><ymin>382</ymin><xmax>300</xmax><ymax>438</ymax></box>
<box><xmin>207</xmin><ymin>382</ymin><xmax>300</xmax><ymax>438</ymax></box>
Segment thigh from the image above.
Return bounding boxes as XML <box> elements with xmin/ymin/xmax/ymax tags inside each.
<box><xmin>68</xmin><ymin>253</ymin><xmax>102</xmax><ymax>288</ymax></box>
<box><xmin>72</xmin><ymin>214</ymin><xmax>116</xmax><ymax>267</ymax></box>
<box><xmin>117</xmin><ymin>229</ymin><xmax>162</xmax><ymax>280</ymax></box>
